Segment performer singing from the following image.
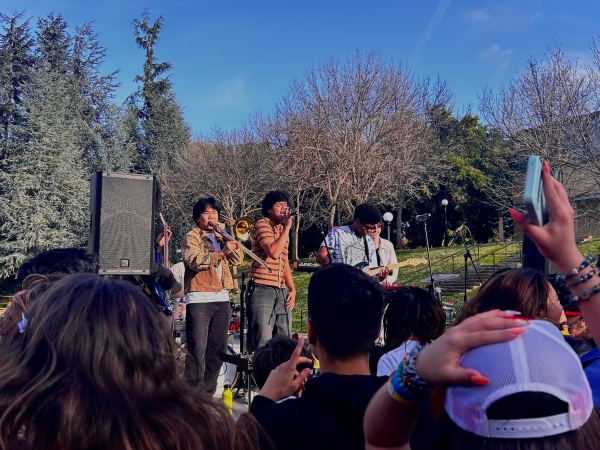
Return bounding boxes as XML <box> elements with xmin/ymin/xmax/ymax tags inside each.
<box><xmin>247</xmin><ymin>191</ymin><xmax>296</xmax><ymax>353</ymax></box>
<box><xmin>372</xmin><ymin>222</ymin><xmax>398</xmax><ymax>286</ymax></box>
<box><xmin>316</xmin><ymin>203</ymin><xmax>390</xmax><ymax>282</ymax></box>
<box><xmin>180</xmin><ymin>197</ymin><xmax>243</xmax><ymax>393</ymax></box>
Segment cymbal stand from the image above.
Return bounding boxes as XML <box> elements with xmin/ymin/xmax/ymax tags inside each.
<box><xmin>422</xmin><ymin>219</ymin><xmax>436</xmax><ymax>295</ymax></box>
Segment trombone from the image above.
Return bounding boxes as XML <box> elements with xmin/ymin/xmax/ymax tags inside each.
<box><xmin>220</xmin><ymin>215</ymin><xmax>255</xmax><ymax>242</ymax></box>
<box><xmin>208</xmin><ymin>218</ymin><xmax>272</xmax><ymax>273</ymax></box>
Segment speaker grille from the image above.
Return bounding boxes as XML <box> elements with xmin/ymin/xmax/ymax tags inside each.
<box><xmin>97</xmin><ymin>173</ymin><xmax>155</xmax><ymax>274</ymax></box>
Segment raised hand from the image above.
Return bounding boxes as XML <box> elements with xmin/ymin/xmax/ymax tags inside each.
<box><xmin>156</xmin><ymin>226</ymin><xmax>172</xmax><ymax>247</ymax></box>
<box><xmin>257</xmin><ymin>336</ymin><xmax>313</xmax><ymax>402</ymax></box>
<box><xmin>415</xmin><ymin>310</ymin><xmax>528</xmax><ymax>386</ymax></box>
<box><xmin>509</xmin><ymin>161</ymin><xmax>581</xmax><ymax>271</ymax></box>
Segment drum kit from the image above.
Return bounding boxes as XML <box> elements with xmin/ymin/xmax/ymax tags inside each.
<box><xmin>419</xmin><ymin>274</ymin><xmax>458</xmax><ymax>326</ymax></box>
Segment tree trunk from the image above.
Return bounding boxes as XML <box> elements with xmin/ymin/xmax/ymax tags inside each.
<box><xmin>328</xmin><ymin>204</ymin><xmax>336</xmax><ymax>230</ymax></box>
<box><xmin>498</xmin><ymin>212</ymin><xmax>504</xmax><ymax>242</ymax></box>
<box><xmin>396</xmin><ymin>190</ymin><xmax>405</xmax><ymax>249</ymax></box>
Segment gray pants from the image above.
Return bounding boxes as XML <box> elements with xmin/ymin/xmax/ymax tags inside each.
<box><xmin>184</xmin><ymin>301</ymin><xmax>231</xmax><ymax>394</ymax></box>
<box><xmin>246</xmin><ymin>281</ymin><xmax>291</xmax><ymax>353</ymax></box>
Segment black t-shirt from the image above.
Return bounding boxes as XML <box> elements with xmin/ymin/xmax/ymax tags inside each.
<box><xmin>250</xmin><ymin>372</ymin><xmax>437</xmax><ymax>450</ymax></box>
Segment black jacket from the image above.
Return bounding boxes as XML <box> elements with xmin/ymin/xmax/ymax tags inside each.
<box><xmin>250</xmin><ymin>372</ymin><xmax>437</xmax><ymax>450</ymax></box>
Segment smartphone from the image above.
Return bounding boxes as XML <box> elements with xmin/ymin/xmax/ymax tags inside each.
<box><xmin>523</xmin><ymin>155</ymin><xmax>550</xmax><ymax>226</ymax></box>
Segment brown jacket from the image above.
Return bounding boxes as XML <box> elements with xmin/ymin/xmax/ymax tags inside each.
<box><xmin>181</xmin><ymin>226</ymin><xmax>244</xmax><ymax>293</ymax></box>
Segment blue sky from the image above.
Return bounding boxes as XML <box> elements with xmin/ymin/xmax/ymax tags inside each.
<box><xmin>3</xmin><ymin>0</ymin><xmax>600</xmax><ymax>135</ymax></box>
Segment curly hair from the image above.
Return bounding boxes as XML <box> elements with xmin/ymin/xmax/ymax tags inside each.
<box><xmin>354</xmin><ymin>203</ymin><xmax>382</xmax><ymax>225</ymax></box>
<box><xmin>0</xmin><ymin>274</ymin><xmax>270</xmax><ymax>450</ymax></box>
<box><xmin>261</xmin><ymin>191</ymin><xmax>290</xmax><ymax>217</ymax></box>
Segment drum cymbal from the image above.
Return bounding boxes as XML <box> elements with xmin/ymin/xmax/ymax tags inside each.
<box><xmin>420</xmin><ymin>274</ymin><xmax>460</xmax><ymax>283</ymax></box>
<box><xmin>232</xmin><ymin>271</ymin><xmax>249</xmax><ymax>280</ymax></box>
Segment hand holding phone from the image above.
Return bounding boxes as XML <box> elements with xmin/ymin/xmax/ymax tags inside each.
<box><xmin>523</xmin><ymin>155</ymin><xmax>550</xmax><ymax>226</ymax></box>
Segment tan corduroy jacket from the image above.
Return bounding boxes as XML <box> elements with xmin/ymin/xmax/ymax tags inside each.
<box><xmin>181</xmin><ymin>226</ymin><xmax>244</xmax><ymax>293</ymax></box>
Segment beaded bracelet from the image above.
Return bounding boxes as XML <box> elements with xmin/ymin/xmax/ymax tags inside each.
<box><xmin>572</xmin><ymin>283</ymin><xmax>600</xmax><ymax>302</ymax></box>
<box><xmin>388</xmin><ymin>343</ymin><xmax>434</xmax><ymax>404</ymax></box>
<box><xmin>566</xmin><ymin>269</ymin><xmax>598</xmax><ymax>288</ymax></box>
<box><xmin>556</xmin><ymin>255</ymin><xmax>596</xmax><ymax>286</ymax></box>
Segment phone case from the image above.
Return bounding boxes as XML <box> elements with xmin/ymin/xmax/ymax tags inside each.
<box><xmin>523</xmin><ymin>155</ymin><xmax>549</xmax><ymax>226</ymax></box>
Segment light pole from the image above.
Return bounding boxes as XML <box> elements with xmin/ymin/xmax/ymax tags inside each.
<box><xmin>441</xmin><ymin>199</ymin><xmax>449</xmax><ymax>246</ymax></box>
<box><xmin>383</xmin><ymin>212</ymin><xmax>393</xmax><ymax>242</ymax></box>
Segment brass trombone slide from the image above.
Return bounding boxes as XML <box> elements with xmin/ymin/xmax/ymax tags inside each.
<box><xmin>208</xmin><ymin>220</ymin><xmax>272</xmax><ymax>273</ymax></box>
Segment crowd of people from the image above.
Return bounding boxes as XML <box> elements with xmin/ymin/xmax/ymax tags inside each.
<box><xmin>0</xmin><ymin>162</ymin><xmax>599</xmax><ymax>449</ymax></box>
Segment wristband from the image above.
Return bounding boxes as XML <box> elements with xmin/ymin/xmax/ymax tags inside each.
<box><xmin>388</xmin><ymin>343</ymin><xmax>434</xmax><ymax>403</ymax></box>
<box><xmin>572</xmin><ymin>283</ymin><xmax>600</xmax><ymax>302</ymax></box>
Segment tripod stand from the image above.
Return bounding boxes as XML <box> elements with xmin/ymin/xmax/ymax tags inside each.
<box><xmin>455</xmin><ymin>227</ymin><xmax>482</xmax><ymax>304</ymax></box>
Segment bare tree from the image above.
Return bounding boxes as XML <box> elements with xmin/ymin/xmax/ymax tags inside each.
<box><xmin>161</xmin><ymin>126</ymin><xmax>275</xmax><ymax>255</ymax></box>
<box><xmin>262</xmin><ymin>49</ymin><xmax>439</xmax><ymax>237</ymax></box>
<box><xmin>480</xmin><ymin>42</ymin><xmax>600</xmax><ymax>223</ymax></box>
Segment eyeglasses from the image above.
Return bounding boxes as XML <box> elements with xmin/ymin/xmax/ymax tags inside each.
<box><xmin>362</xmin><ymin>223</ymin><xmax>377</xmax><ymax>231</ymax></box>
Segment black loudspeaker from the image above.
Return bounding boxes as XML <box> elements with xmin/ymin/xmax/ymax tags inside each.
<box><xmin>88</xmin><ymin>172</ymin><xmax>156</xmax><ymax>275</ymax></box>
<box><xmin>522</xmin><ymin>234</ymin><xmax>549</xmax><ymax>274</ymax></box>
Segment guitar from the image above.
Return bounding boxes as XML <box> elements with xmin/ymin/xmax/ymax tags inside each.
<box><xmin>152</xmin><ymin>213</ymin><xmax>172</xmax><ymax>316</ymax></box>
<box><xmin>293</xmin><ymin>258</ymin><xmax>427</xmax><ymax>276</ymax></box>
<box><xmin>364</xmin><ymin>258</ymin><xmax>427</xmax><ymax>277</ymax></box>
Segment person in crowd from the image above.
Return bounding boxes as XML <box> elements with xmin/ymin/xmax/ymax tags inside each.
<box><xmin>457</xmin><ymin>267</ymin><xmax>593</xmax><ymax>357</ymax></box>
<box><xmin>252</xmin><ymin>336</ymin><xmax>315</xmax><ymax>399</ymax></box>
<box><xmin>565</xmin><ymin>303</ymin><xmax>597</xmax><ymax>349</ymax></box>
<box><xmin>371</xmin><ymin>221</ymin><xmax>398</xmax><ymax>285</ymax></box>
<box><xmin>0</xmin><ymin>274</ymin><xmax>268</xmax><ymax>450</ymax></box>
<box><xmin>181</xmin><ymin>197</ymin><xmax>243</xmax><ymax>394</ymax></box>
<box><xmin>249</xmin><ymin>264</ymin><xmax>437</xmax><ymax>450</ymax></box>
<box><xmin>170</xmin><ymin>260</ymin><xmax>186</xmax><ymax>299</ymax></box>
<box><xmin>15</xmin><ymin>247</ymin><xmax>97</xmax><ymax>289</ymax></box>
<box><xmin>0</xmin><ymin>274</ymin><xmax>62</xmax><ymax>345</ymax></box>
<box><xmin>316</xmin><ymin>203</ymin><xmax>390</xmax><ymax>283</ymax></box>
<box><xmin>246</xmin><ymin>191</ymin><xmax>296</xmax><ymax>352</ymax></box>
<box><xmin>363</xmin><ymin>310</ymin><xmax>600</xmax><ymax>450</ymax></box>
<box><xmin>375</xmin><ymin>286</ymin><xmax>445</xmax><ymax>376</ymax></box>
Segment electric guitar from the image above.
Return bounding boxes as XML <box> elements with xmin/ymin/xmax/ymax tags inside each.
<box><xmin>294</xmin><ymin>258</ymin><xmax>427</xmax><ymax>276</ymax></box>
<box><xmin>152</xmin><ymin>213</ymin><xmax>172</xmax><ymax>316</ymax></box>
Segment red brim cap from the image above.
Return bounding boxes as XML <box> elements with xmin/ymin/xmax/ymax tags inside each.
<box><xmin>565</xmin><ymin>312</ymin><xmax>582</xmax><ymax>316</ymax></box>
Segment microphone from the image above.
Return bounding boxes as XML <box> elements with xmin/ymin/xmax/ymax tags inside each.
<box><xmin>290</xmin><ymin>211</ymin><xmax>300</xmax><ymax>217</ymax></box>
<box><xmin>447</xmin><ymin>224</ymin><xmax>464</xmax><ymax>246</ymax></box>
<box><xmin>415</xmin><ymin>213</ymin><xmax>431</xmax><ymax>223</ymax></box>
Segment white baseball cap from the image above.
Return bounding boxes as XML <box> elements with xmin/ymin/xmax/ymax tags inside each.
<box><xmin>445</xmin><ymin>320</ymin><xmax>593</xmax><ymax>439</ymax></box>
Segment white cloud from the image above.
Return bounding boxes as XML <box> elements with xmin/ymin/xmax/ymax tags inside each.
<box><xmin>205</xmin><ymin>77</ymin><xmax>249</xmax><ymax>110</ymax></box>
<box><xmin>410</xmin><ymin>0</ymin><xmax>452</xmax><ymax>66</ymax></box>
<box><xmin>463</xmin><ymin>6</ymin><xmax>540</xmax><ymax>32</ymax></box>
<box><xmin>465</xmin><ymin>9</ymin><xmax>492</xmax><ymax>23</ymax></box>
<box><xmin>478</xmin><ymin>44</ymin><xmax>514</xmax><ymax>76</ymax></box>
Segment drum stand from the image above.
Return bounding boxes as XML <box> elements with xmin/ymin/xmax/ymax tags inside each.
<box><xmin>219</xmin><ymin>351</ymin><xmax>256</xmax><ymax>407</ymax></box>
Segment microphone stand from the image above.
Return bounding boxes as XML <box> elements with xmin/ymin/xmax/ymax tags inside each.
<box><xmin>421</xmin><ymin>218</ymin><xmax>435</xmax><ymax>295</ymax></box>
<box><xmin>239</xmin><ymin>271</ymin><xmax>246</xmax><ymax>354</ymax></box>
<box><xmin>455</xmin><ymin>228</ymin><xmax>482</xmax><ymax>304</ymax></box>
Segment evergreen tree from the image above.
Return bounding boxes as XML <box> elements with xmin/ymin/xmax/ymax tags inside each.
<box><xmin>0</xmin><ymin>68</ymin><xmax>89</xmax><ymax>277</ymax></box>
<box><xmin>70</xmin><ymin>22</ymin><xmax>129</xmax><ymax>172</ymax></box>
<box><xmin>128</xmin><ymin>10</ymin><xmax>190</xmax><ymax>174</ymax></box>
<box><xmin>35</xmin><ymin>13</ymin><xmax>70</xmax><ymax>74</ymax></box>
<box><xmin>0</xmin><ymin>11</ymin><xmax>35</xmax><ymax>162</ymax></box>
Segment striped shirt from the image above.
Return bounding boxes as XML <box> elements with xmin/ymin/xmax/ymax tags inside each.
<box><xmin>249</xmin><ymin>218</ymin><xmax>288</xmax><ymax>288</ymax></box>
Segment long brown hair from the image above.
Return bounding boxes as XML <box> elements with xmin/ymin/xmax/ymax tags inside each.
<box><xmin>0</xmin><ymin>274</ymin><xmax>269</xmax><ymax>450</ymax></box>
<box><xmin>457</xmin><ymin>268</ymin><xmax>552</xmax><ymax>324</ymax></box>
